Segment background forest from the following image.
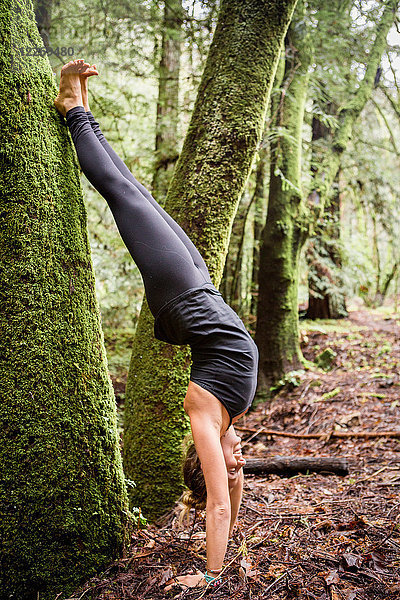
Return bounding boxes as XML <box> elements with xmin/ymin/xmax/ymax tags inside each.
<box><xmin>40</xmin><ymin>0</ymin><xmax>400</xmax><ymax>330</ymax></box>
<box><xmin>1</xmin><ymin>0</ymin><xmax>400</xmax><ymax>598</ymax></box>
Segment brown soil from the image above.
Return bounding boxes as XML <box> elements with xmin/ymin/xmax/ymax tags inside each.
<box><xmin>69</xmin><ymin>307</ymin><xmax>400</xmax><ymax>600</ymax></box>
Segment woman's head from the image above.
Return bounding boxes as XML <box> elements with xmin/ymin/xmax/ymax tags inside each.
<box><xmin>180</xmin><ymin>428</ymin><xmax>245</xmax><ymax>521</ymax></box>
<box><xmin>180</xmin><ymin>442</ymin><xmax>207</xmax><ymax>522</ymax></box>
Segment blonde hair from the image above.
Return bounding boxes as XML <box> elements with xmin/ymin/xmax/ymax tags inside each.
<box><xmin>179</xmin><ymin>441</ymin><xmax>207</xmax><ymax>524</ymax></box>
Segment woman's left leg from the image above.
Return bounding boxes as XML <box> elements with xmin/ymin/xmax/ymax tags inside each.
<box><xmin>66</xmin><ymin>106</ymin><xmax>208</xmax><ymax>316</ymax></box>
<box><xmin>85</xmin><ymin>111</ymin><xmax>212</xmax><ymax>285</ymax></box>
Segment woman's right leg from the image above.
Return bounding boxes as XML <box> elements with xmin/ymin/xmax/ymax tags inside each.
<box><xmin>66</xmin><ymin>106</ymin><xmax>208</xmax><ymax>316</ymax></box>
<box><xmin>85</xmin><ymin>111</ymin><xmax>212</xmax><ymax>285</ymax></box>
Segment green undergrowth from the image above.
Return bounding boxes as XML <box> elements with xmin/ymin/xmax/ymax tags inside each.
<box><xmin>300</xmin><ymin>318</ymin><xmax>367</xmax><ymax>335</ymax></box>
<box><xmin>369</xmin><ymin>305</ymin><xmax>400</xmax><ymax>319</ymax></box>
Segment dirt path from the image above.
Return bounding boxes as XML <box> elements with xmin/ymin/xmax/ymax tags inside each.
<box><xmin>71</xmin><ymin>308</ymin><xmax>400</xmax><ymax>600</ymax></box>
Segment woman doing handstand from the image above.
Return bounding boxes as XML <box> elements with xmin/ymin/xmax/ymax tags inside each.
<box><xmin>54</xmin><ymin>59</ymin><xmax>259</xmax><ymax>589</ymax></box>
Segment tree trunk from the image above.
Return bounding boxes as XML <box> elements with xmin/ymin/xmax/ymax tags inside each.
<box><xmin>243</xmin><ymin>456</ymin><xmax>349</xmax><ymax>476</ymax></box>
<box><xmin>305</xmin><ymin>1</ymin><xmax>399</xmax><ymax>316</ymax></box>
<box><xmin>151</xmin><ymin>0</ymin><xmax>183</xmax><ymax>201</ymax></box>
<box><xmin>306</xmin><ymin>171</ymin><xmax>348</xmax><ymax>319</ymax></box>
<box><xmin>221</xmin><ymin>191</ymin><xmax>247</xmax><ymax>309</ymax></box>
<box><xmin>256</xmin><ymin>0</ymin><xmax>398</xmax><ymax>390</ymax></box>
<box><xmin>123</xmin><ymin>0</ymin><xmax>298</xmax><ymax>520</ymax></box>
<box><xmin>250</xmin><ymin>147</ymin><xmax>268</xmax><ymax>317</ymax></box>
<box><xmin>256</xmin><ymin>9</ymin><xmax>313</xmax><ymax>393</ymax></box>
<box><xmin>222</xmin><ymin>190</ymin><xmax>254</xmax><ymax>317</ymax></box>
<box><xmin>0</xmin><ymin>3</ymin><xmax>129</xmax><ymax>598</ymax></box>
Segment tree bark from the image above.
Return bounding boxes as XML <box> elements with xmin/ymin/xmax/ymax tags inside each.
<box><xmin>256</xmin><ymin>8</ymin><xmax>313</xmax><ymax>393</ymax></box>
<box><xmin>223</xmin><ymin>190</ymin><xmax>255</xmax><ymax>316</ymax></box>
<box><xmin>151</xmin><ymin>0</ymin><xmax>183</xmax><ymax>201</ymax></box>
<box><xmin>0</xmin><ymin>3</ymin><xmax>129</xmax><ymax>598</ymax></box>
<box><xmin>256</xmin><ymin>0</ymin><xmax>398</xmax><ymax>389</ymax></box>
<box><xmin>124</xmin><ymin>0</ymin><xmax>298</xmax><ymax>520</ymax></box>
<box><xmin>243</xmin><ymin>456</ymin><xmax>349</xmax><ymax>476</ymax></box>
<box><xmin>251</xmin><ymin>148</ymin><xmax>268</xmax><ymax>316</ymax></box>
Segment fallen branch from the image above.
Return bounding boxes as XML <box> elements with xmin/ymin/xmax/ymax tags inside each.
<box><xmin>236</xmin><ymin>426</ymin><xmax>400</xmax><ymax>440</ymax></box>
<box><xmin>243</xmin><ymin>456</ymin><xmax>349</xmax><ymax>476</ymax></box>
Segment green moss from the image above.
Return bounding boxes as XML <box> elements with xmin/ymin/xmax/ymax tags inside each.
<box><xmin>256</xmin><ymin>6</ymin><xmax>313</xmax><ymax>390</ymax></box>
<box><xmin>315</xmin><ymin>348</ymin><xmax>337</xmax><ymax>370</ymax></box>
<box><xmin>0</xmin><ymin>2</ymin><xmax>129</xmax><ymax>598</ymax></box>
<box><xmin>124</xmin><ymin>0</ymin><xmax>298</xmax><ymax>519</ymax></box>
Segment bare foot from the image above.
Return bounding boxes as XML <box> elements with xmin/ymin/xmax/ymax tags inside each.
<box><xmin>54</xmin><ymin>59</ymin><xmax>87</xmax><ymax>117</ymax></box>
<box><xmin>164</xmin><ymin>572</ymin><xmax>206</xmax><ymax>591</ymax></box>
<box><xmin>80</xmin><ymin>63</ymin><xmax>98</xmax><ymax>112</ymax></box>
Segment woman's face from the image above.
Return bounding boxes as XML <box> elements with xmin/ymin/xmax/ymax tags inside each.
<box><xmin>220</xmin><ymin>427</ymin><xmax>246</xmax><ymax>486</ymax></box>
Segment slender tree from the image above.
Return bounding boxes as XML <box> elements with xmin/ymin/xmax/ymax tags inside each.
<box><xmin>305</xmin><ymin>1</ymin><xmax>398</xmax><ymax>319</ymax></box>
<box><xmin>124</xmin><ymin>0</ymin><xmax>298</xmax><ymax>519</ymax></box>
<box><xmin>306</xmin><ymin>170</ymin><xmax>348</xmax><ymax>319</ymax></box>
<box><xmin>256</xmin><ymin>7</ymin><xmax>313</xmax><ymax>391</ymax></box>
<box><xmin>309</xmin><ymin>0</ymin><xmax>398</xmax><ymax>220</ymax></box>
<box><xmin>0</xmin><ymin>2</ymin><xmax>129</xmax><ymax>598</ymax></box>
<box><xmin>250</xmin><ymin>146</ymin><xmax>269</xmax><ymax>316</ymax></box>
<box><xmin>152</xmin><ymin>0</ymin><xmax>183</xmax><ymax>200</ymax></box>
<box><xmin>256</xmin><ymin>0</ymin><xmax>398</xmax><ymax>390</ymax></box>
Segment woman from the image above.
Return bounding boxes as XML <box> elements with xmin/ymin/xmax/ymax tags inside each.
<box><xmin>54</xmin><ymin>59</ymin><xmax>258</xmax><ymax>588</ymax></box>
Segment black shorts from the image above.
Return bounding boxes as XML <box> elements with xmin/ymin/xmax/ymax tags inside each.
<box><xmin>154</xmin><ymin>283</ymin><xmax>259</xmax><ymax>426</ymax></box>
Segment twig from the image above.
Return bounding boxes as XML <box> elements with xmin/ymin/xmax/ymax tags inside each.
<box><xmin>242</xmin><ymin>426</ymin><xmax>267</xmax><ymax>448</ymax></box>
<box><xmin>235</xmin><ymin>426</ymin><xmax>400</xmax><ymax>440</ymax></box>
<box><xmin>262</xmin><ymin>566</ymin><xmax>297</xmax><ymax>596</ymax></box>
<box><xmin>368</xmin><ymin>515</ymin><xmax>400</xmax><ymax>551</ymax></box>
<box><xmin>352</xmin><ymin>466</ymin><xmax>392</xmax><ymax>485</ymax></box>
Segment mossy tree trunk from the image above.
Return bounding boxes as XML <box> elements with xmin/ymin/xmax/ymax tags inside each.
<box><xmin>255</xmin><ymin>10</ymin><xmax>312</xmax><ymax>393</ymax></box>
<box><xmin>306</xmin><ymin>103</ymin><xmax>347</xmax><ymax>320</ymax></box>
<box><xmin>222</xmin><ymin>191</ymin><xmax>252</xmax><ymax>315</ymax></box>
<box><xmin>123</xmin><ymin>0</ymin><xmax>298</xmax><ymax>520</ymax></box>
<box><xmin>250</xmin><ymin>146</ymin><xmax>269</xmax><ymax>317</ymax></box>
<box><xmin>255</xmin><ymin>0</ymin><xmax>397</xmax><ymax>391</ymax></box>
<box><xmin>224</xmin><ymin>151</ymin><xmax>269</xmax><ymax>320</ymax></box>
<box><xmin>0</xmin><ymin>3</ymin><xmax>129</xmax><ymax>599</ymax></box>
<box><xmin>151</xmin><ymin>0</ymin><xmax>183</xmax><ymax>200</ymax></box>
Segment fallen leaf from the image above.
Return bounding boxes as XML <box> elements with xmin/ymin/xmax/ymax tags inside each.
<box><xmin>339</xmin><ymin>553</ymin><xmax>362</xmax><ymax>572</ymax></box>
<box><xmin>324</xmin><ymin>570</ymin><xmax>340</xmax><ymax>585</ymax></box>
<box><xmin>336</xmin><ymin>517</ymin><xmax>366</xmax><ymax>531</ymax></box>
<box><xmin>364</xmin><ymin>551</ymin><xmax>387</xmax><ymax>573</ymax></box>
<box><xmin>160</xmin><ymin>567</ymin><xmax>174</xmax><ymax>586</ymax></box>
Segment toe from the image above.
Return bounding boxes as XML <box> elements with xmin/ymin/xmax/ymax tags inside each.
<box><xmin>61</xmin><ymin>60</ymin><xmax>73</xmax><ymax>73</ymax></box>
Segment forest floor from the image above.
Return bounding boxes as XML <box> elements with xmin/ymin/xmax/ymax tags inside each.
<box><xmin>70</xmin><ymin>304</ymin><xmax>400</xmax><ymax>600</ymax></box>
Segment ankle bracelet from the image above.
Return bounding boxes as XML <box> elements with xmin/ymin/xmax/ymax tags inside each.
<box><xmin>204</xmin><ymin>573</ymin><xmax>222</xmax><ymax>586</ymax></box>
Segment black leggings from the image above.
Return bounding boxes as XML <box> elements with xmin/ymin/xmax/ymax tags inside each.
<box><xmin>66</xmin><ymin>106</ymin><xmax>212</xmax><ymax>316</ymax></box>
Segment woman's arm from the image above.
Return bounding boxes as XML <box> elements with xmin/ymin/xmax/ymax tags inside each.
<box><xmin>228</xmin><ymin>469</ymin><xmax>244</xmax><ymax>536</ymax></box>
<box><xmin>189</xmin><ymin>413</ymin><xmax>231</xmax><ymax>572</ymax></box>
